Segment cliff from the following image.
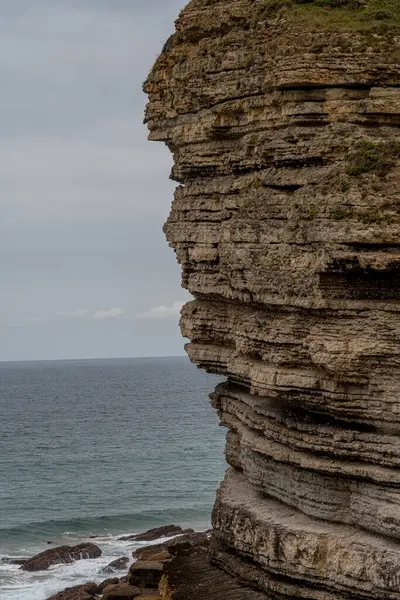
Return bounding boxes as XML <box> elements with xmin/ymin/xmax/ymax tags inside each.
<box><xmin>145</xmin><ymin>1</ymin><xmax>400</xmax><ymax>598</ymax></box>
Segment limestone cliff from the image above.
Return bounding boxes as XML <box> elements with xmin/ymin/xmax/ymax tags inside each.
<box><xmin>145</xmin><ymin>1</ymin><xmax>400</xmax><ymax>598</ymax></box>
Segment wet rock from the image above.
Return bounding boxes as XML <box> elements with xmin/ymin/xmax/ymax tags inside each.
<box><xmin>102</xmin><ymin>583</ymin><xmax>142</xmax><ymax>600</ymax></box>
<box><xmin>88</xmin><ymin>578</ymin><xmax>119</xmax><ymax>595</ymax></box>
<box><xmin>22</xmin><ymin>542</ymin><xmax>102</xmax><ymax>571</ymax></box>
<box><xmin>45</xmin><ymin>581</ymin><xmax>99</xmax><ymax>600</ymax></box>
<box><xmin>128</xmin><ymin>560</ymin><xmax>163</xmax><ymax>588</ymax></box>
<box><xmin>102</xmin><ymin>556</ymin><xmax>130</xmax><ymax>574</ymax></box>
<box><xmin>133</xmin><ymin>531</ymin><xmax>208</xmax><ymax>561</ymax></box>
<box><xmin>119</xmin><ymin>524</ymin><xmax>193</xmax><ymax>542</ymax></box>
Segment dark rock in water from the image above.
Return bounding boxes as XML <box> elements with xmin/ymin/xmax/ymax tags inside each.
<box><xmin>0</xmin><ymin>557</ymin><xmax>28</xmax><ymax>565</ymax></box>
<box><xmin>133</xmin><ymin>531</ymin><xmax>208</xmax><ymax>561</ymax></box>
<box><xmin>47</xmin><ymin>541</ymin><xmax>53</xmax><ymax>545</ymax></box>
<box><xmin>102</xmin><ymin>582</ymin><xmax>142</xmax><ymax>599</ymax></box>
<box><xmin>22</xmin><ymin>542</ymin><xmax>102</xmax><ymax>571</ymax></box>
<box><xmin>102</xmin><ymin>556</ymin><xmax>130</xmax><ymax>573</ymax></box>
<box><xmin>45</xmin><ymin>581</ymin><xmax>98</xmax><ymax>600</ymax></box>
<box><xmin>128</xmin><ymin>560</ymin><xmax>163</xmax><ymax>588</ymax></box>
<box><xmin>119</xmin><ymin>524</ymin><xmax>193</xmax><ymax>542</ymax></box>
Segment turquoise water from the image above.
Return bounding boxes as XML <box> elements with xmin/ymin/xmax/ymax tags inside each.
<box><xmin>0</xmin><ymin>357</ymin><xmax>226</xmax><ymax>599</ymax></box>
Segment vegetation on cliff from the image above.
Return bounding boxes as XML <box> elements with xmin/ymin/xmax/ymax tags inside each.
<box><xmin>347</xmin><ymin>140</ymin><xmax>400</xmax><ymax>176</ymax></box>
<box><xmin>265</xmin><ymin>0</ymin><xmax>400</xmax><ymax>30</ymax></box>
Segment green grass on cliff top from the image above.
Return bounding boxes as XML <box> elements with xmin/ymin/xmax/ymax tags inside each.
<box><xmin>265</xmin><ymin>0</ymin><xmax>400</xmax><ymax>31</ymax></box>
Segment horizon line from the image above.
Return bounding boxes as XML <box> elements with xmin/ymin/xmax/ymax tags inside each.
<box><xmin>0</xmin><ymin>354</ymin><xmax>188</xmax><ymax>365</ymax></box>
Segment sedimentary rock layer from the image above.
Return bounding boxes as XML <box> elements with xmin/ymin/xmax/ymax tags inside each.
<box><xmin>145</xmin><ymin>0</ymin><xmax>400</xmax><ymax>597</ymax></box>
<box><xmin>212</xmin><ymin>468</ymin><xmax>400</xmax><ymax>600</ymax></box>
<box><xmin>215</xmin><ymin>387</ymin><xmax>400</xmax><ymax>541</ymax></box>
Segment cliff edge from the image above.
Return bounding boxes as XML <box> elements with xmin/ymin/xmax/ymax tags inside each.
<box><xmin>145</xmin><ymin>1</ymin><xmax>400</xmax><ymax>598</ymax></box>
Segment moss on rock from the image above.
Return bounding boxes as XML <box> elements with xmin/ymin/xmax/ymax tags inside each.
<box><xmin>264</xmin><ymin>0</ymin><xmax>400</xmax><ymax>31</ymax></box>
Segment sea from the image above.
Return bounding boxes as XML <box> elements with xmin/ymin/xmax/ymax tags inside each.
<box><xmin>0</xmin><ymin>357</ymin><xmax>226</xmax><ymax>600</ymax></box>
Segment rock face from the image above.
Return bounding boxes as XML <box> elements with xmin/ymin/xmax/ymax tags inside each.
<box><xmin>145</xmin><ymin>0</ymin><xmax>400</xmax><ymax>598</ymax></box>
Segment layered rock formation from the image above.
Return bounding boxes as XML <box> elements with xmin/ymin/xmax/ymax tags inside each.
<box><xmin>145</xmin><ymin>1</ymin><xmax>400</xmax><ymax>597</ymax></box>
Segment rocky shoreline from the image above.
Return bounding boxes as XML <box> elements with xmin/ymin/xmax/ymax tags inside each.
<box><xmin>39</xmin><ymin>524</ymin><xmax>270</xmax><ymax>600</ymax></box>
<box><xmin>25</xmin><ymin>525</ymin><xmax>211</xmax><ymax>600</ymax></box>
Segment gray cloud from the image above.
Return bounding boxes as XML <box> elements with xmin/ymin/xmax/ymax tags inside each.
<box><xmin>0</xmin><ymin>0</ymin><xmax>189</xmax><ymax>361</ymax></box>
<box><xmin>137</xmin><ymin>301</ymin><xmax>185</xmax><ymax>320</ymax></box>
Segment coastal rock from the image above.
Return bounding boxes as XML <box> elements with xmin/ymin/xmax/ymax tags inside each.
<box><xmin>119</xmin><ymin>525</ymin><xmax>193</xmax><ymax>542</ymax></box>
<box><xmin>160</xmin><ymin>546</ymin><xmax>269</xmax><ymax>600</ymax></box>
<box><xmin>145</xmin><ymin>0</ymin><xmax>400</xmax><ymax>598</ymax></box>
<box><xmin>213</xmin><ymin>468</ymin><xmax>400</xmax><ymax>599</ymax></box>
<box><xmin>133</xmin><ymin>531</ymin><xmax>208</xmax><ymax>561</ymax></box>
<box><xmin>89</xmin><ymin>578</ymin><xmax>119</xmax><ymax>595</ymax></box>
<box><xmin>135</xmin><ymin>549</ymin><xmax>171</xmax><ymax>563</ymax></box>
<box><xmin>45</xmin><ymin>582</ymin><xmax>99</xmax><ymax>600</ymax></box>
<box><xmin>102</xmin><ymin>583</ymin><xmax>142</xmax><ymax>600</ymax></box>
<box><xmin>102</xmin><ymin>557</ymin><xmax>130</xmax><ymax>573</ymax></box>
<box><xmin>128</xmin><ymin>561</ymin><xmax>164</xmax><ymax>588</ymax></box>
<box><xmin>22</xmin><ymin>542</ymin><xmax>101</xmax><ymax>572</ymax></box>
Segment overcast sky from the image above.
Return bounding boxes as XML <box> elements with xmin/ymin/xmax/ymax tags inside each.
<box><xmin>0</xmin><ymin>0</ymin><xmax>192</xmax><ymax>361</ymax></box>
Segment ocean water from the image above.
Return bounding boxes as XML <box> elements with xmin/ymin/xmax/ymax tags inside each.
<box><xmin>0</xmin><ymin>357</ymin><xmax>226</xmax><ymax>600</ymax></box>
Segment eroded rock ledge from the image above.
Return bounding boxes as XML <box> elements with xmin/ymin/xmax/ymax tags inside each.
<box><xmin>145</xmin><ymin>1</ymin><xmax>400</xmax><ymax>598</ymax></box>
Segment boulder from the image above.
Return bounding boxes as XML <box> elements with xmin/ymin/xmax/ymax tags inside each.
<box><xmin>102</xmin><ymin>556</ymin><xmax>130</xmax><ymax>574</ymax></box>
<box><xmin>45</xmin><ymin>581</ymin><xmax>99</xmax><ymax>600</ymax></box>
<box><xmin>167</xmin><ymin>533</ymin><xmax>209</xmax><ymax>557</ymax></box>
<box><xmin>22</xmin><ymin>542</ymin><xmax>102</xmax><ymax>571</ymax></box>
<box><xmin>133</xmin><ymin>531</ymin><xmax>208</xmax><ymax>561</ymax></box>
<box><xmin>119</xmin><ymin>525</ymin><xmax>193</xmax><ymax>542</ymax></box>
<box><xmin>102</xmin><ymin>583</ymin><xmax>142</xmax><ymax>599</ymax></box>
<box><xmin>86</xmin><ymin>578</ymin><xmax>119</xmax><ymax>596</ymax></box>
<box><xmin>128</xmin><ymin>560</ymin><xmax>164</xmax><ymax>588</ymax></box>
<box><xmin>135</xmin><ymin>550</ymin><xmax>171</xmax><ymax>563</ymax></box>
